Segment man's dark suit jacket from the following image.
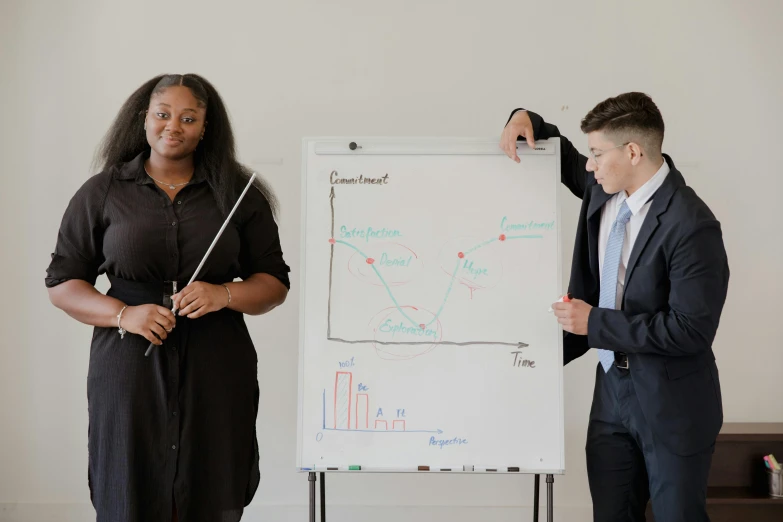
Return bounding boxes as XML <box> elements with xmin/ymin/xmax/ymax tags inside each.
<box><xmin>517</xmin><ymin>110</ymin><xmax>730</xmax><ymax>457</ymax></box>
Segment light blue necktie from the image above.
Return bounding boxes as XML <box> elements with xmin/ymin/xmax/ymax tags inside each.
<box><xmin>597</xmin><ymin>200</ymin><xmax>632</xmax><ymax>373</ymax></box>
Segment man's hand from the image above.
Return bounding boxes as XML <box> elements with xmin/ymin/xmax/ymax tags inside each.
<box><xmin>500</xmin><ymin>110</ymin><xmax>536</xmax><ymax>163</ymax></box>
<box><xmin>552</xmin><ymin>299</ymin><xmax>592</xmax><ymax>335</ymax></box>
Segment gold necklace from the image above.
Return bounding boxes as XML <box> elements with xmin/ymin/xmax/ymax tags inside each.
<box><xmin>144</xmin><ymin>167</ymin><xmax>191</xmax><ymax>190</ymax></box>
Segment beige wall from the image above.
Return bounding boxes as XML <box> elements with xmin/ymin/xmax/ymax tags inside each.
<box><xmin>1</xmin><ymin>0</ymin><xmax>780</xmax><ymax>520</ymax></box>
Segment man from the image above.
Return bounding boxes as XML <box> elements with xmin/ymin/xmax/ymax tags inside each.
<box><xmin>500</xmin><ymin>92</ymin><xmax>729</xmax><ymax>521</ymax></box>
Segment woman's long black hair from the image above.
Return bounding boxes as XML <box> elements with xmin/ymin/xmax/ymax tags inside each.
<box><xmin>94</xmin><ymin>74</ymin><xmax>278</xmax><ymax>217</ymax></box>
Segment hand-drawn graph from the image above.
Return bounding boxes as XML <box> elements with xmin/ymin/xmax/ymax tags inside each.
<box><xmin>299</xmin><ymin>139</ymin><xmax>565</xmax><ymax>474</ymax></box>
<box><xmin>322</xmin><ymin>370</ymin><xmax>441</xmax><ymax>435</ymax></box>
<box><xmin>326</xmin><ymin>186</ymin><xmax>548</xmax><ymax>359</ymax></box>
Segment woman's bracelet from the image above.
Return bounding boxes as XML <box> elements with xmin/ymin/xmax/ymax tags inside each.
<box><xmin>116</xmin><ymin>305</ymin><xmax>128</xmax><ymax>339</ymax></box>
<box><xmin>222</xmin><ymin>284</ymin><xmax>232</xmax><ymax>307</ymax></box>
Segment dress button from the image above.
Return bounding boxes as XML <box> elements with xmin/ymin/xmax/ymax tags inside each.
<box><xmin>177</xmin><ymin>201</ymin><xmax>182</xmax><ymax>205</ymax></box>
<box><xmin>172</xmin><ymin>445</ymin><xmax>177</xmax><ymax>450</ymax></box>
<box><xmin>172</xmin><ymin>411</ymin><xmax>178</xmax><ymax>416</ymax></box>
<box><xmin>172</xmin><ymin>221</ymin><xmax>177</xmax><ymax>226</ymax></box>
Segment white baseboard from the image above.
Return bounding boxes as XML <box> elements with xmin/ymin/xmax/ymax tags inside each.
<box><xmin>0</xmin><ymin>503</ymin><xmax>592</xmax><ymax>522</ymax></box>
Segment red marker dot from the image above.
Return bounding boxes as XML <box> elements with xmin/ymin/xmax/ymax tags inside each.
<box><xmin>458</xmin><ymin>252</ymin><xmax>465</xmax><ymax>259</ymax></box>
<box><xmin>328</xmin><ymin>238</ymin><xmax>336</xmax><ymax>244</ymax></box>
<box><xmin>366</xmin><ymin>258</ymin><xmax>375</xmax><ymax>264</ymax></box>
<box><xmin>419</xmin><ymin>324</ymin><xmax>425</xmax><ymax>330</ymax></box>
<box><xmin>499</xmin><ymin>234</ymin><xmax>506</xmax><ymax>241</ymax></box>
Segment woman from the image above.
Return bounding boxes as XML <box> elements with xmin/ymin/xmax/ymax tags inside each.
<box><xmin>45</xmin><ymin>74</ymin><xmax>290</xmax><ymax>522</ymax></box>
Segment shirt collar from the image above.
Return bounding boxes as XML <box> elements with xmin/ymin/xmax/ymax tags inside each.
<box><xmin>113</xmin><ymin>150</ymin><xmax>207</xmax><ymax>186</ymax></box>
<box><xmin>619</xmin><ymin>159</ymin><xmax>670</xmax><ymax>215</ymax></box>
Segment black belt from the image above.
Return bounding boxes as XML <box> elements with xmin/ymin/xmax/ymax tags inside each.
<box><xmin>106</xmin><ymin>276</ymin><xmax>188</xmax><ymax>307</ymax></box>
<box><xmin>614</xmin><ymin>352</ymin><xmax>629</xmax><ymax>370</ymax></box>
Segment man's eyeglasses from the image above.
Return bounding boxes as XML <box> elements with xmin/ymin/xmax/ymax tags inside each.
<box><xmin>589</xmin><ymin>142</ymin><xmax>629</xmax><ymax>166</ymax></box>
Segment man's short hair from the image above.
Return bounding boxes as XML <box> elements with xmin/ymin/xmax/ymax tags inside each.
<box><xmin>580</xmin><ymin>92</ymin><xmax>665</xmax><ymax>157</ymax></box>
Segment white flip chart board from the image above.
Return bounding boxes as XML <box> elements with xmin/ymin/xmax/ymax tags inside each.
<box><xmin>296</xmin><ymin>138</ymin><xmax>564</xmax><ymax>474</ymax></box>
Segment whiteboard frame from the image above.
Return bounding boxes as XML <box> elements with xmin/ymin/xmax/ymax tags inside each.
<box><xmin>296</xmin><ymin>137</ymin><xmax>565</xmax><ymax>474</ymax></box>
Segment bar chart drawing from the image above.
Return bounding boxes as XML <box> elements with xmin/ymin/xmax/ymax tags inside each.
<box><xmin>321</xmin><ymin>370</ymin><xmax>442</xmax><ymax>435</ymax></box>
<box><xmin>334</xmin><ymin>371</ymin><xmax>352</xmax><ymax>429</ymax></box>
<box><xmin>356</xmin><ymin>393</ymin><xmax>369</xmax><ymax>429</ymax></box>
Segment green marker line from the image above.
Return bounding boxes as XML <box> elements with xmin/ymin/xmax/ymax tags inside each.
<box><xmin>333</xmin><ymin>232</ymin><xmax>543</xmax><ymax>332</ymax></box>
<box><xmin>427</xmin><ymin>258</ymin><xmax>461</xmax><ymax>327</ymax></box>
<box><xmin>369</xmin><ymin>263</ymin><xmax>421</xmax><ymax>329</ymax></box>
<box><xmin>335</xmin><ymin>239</ymin><xmax>421</xmax><ymax>329</ymax></box>
<box><xmin>334</xmin><ymin>239</ymin><xmax>370</xmax><ymax>258</ymax></box>
<box><xmin>465</xmin><ymin>237</ymin><xmax>498</xmax><ymax>255</ymax></box>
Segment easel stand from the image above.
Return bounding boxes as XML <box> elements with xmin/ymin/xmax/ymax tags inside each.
<box><xmin>532</xmin><ymin>474</ymin><xmax>555</xmax><ymax>522</ymax></box>
<box><xmin>307</xmin><ymin>472</ymin><xmax>554</xmax><ymax>522</ymax></box>
<box><xmin>308</xmin><ymin>472</ymin><xmax>327</xmax><ymax>522</ymax></box>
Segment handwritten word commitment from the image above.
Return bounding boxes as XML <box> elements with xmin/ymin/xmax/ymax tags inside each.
<box><xmin>330</xmin><ymin>170</ymin><xmax>389</xmax><ymax>185</ymax></box>
<box><xmin>500</xmin><ymin>217</ymin><xmax>555</xmax><ymax>232</ymax></box>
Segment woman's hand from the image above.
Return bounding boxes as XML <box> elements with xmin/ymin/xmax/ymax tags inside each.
<box><xmin>121</xmin><ymin>304</ymin><xmax>177</xmax><ymax>345</ymax></box>
<box><xmin>172</xmin><ymin>282</ymin><xmax>230</xmax><ymax>319</ymax></box>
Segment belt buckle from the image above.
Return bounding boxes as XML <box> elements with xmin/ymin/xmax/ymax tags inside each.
<box><xmin>615</xmin><ymin>352</ymin><xmax>629</xmax><ymax>370</ymax></box>
<box><xmin>163</xmin><ymin>280</ymin><xmax>177</xmax><ymax>308</ymax></box>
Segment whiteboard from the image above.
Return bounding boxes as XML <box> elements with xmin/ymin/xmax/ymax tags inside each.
<box><xmin>296</xmin><ymin>138</ymin><xmax>564</xmax><ymax>474</ymax></box>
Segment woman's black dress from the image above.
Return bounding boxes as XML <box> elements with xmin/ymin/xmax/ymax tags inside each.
<box><xmin>45</xmin><ymin>152</ymin><xmax>290</xmax><ymax>522</ymax></box>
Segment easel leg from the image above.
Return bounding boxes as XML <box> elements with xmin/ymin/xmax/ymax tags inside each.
<box><xmin>320</xmin><ymin>472</ymin><xmax>326</xmax><ymax>522</ymax></box>
<box><xmin>308</xmin><ymin>472</ymin><xmax>316</xmax><ymax>522</ymax></box>
<box><xmin>533</xmin><ymin>474</ymin><xmax>540</xmax><ymax>522</ymax></box>
<box><xmin>546</xmin><ymin>474</ymin><xmax>554</xmax><ymax>522</ymax></box>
